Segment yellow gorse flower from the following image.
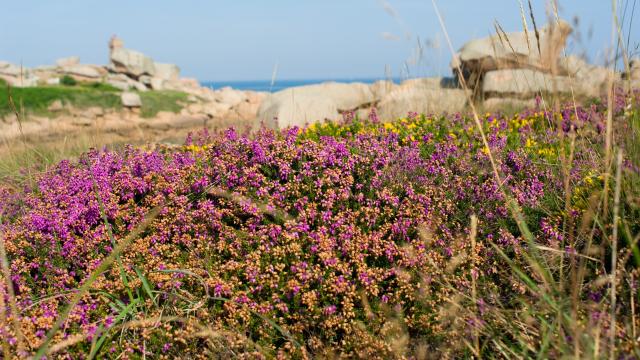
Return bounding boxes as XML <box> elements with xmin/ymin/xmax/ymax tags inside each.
<box><xmin>184</xmin><ymin>144</ymin><xmax>209</xmax><ymax>152</ymax></box>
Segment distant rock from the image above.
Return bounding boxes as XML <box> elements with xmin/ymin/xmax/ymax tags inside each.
<box><xmin>7</xmin><ymin>75</ymin><xmax>40</xmax><ymax>88</ymax></box>
<box><xmin>154</xmin><ymin>63</ymin><xmax>180</xmax><ymax>81</ymax></box>
<box><xmin>46</xmin><ymin>78</ymin><xmax>61</xmax><ymax>85</ymax></box>
<box><xmin>0</xmin><ymin>63</ymin><xmax>22</xmax><ymax>77</ymax></box>
<box><xmin>48</xmin><ymin>100</ymin><xmax>65</xmax><ymax>112</ymax></box>
<box><xmin>110</xmin><ymin>48</ymin><xmax>155</xmax><ymax>78</ymax></box>
<box><xmin>202</xmin><ymin>101</ymin><xmax>232</xmax><ymax>118</ymax></box>
<box><xmin>452</xmin><ymin>20</ymin><xmax>572</xmax><ymax>92</ymax></box>
<box><xmin>258</xmin><ymin>95</ymin><xmax>339</xmax><ymax>129</ymax></box>
<box><xmin>55</xmin><ymin>56</ymin><xmax>80</xmax><ymax>67</ymax></box>
<box><xmin>270</xmin><ymin>82</ymin><xmax>376</xmax><ymax>112</ymax></box>
<box><xmin>232</xmin><ymin>100</ymin><xmax>261</xmax><ymax>121</ymax></box>
<box><xmin>256</xmin><ymin>82</ymin><xmax>378</xmax><ymax>129</ymax></box>
<box><xmin>121</xmin><ymin>92</ymin><xmax>142</xmax><ymax>108</ymax></box>
<box><xmin>377</xmin><ymin>80</ymin><xmax>467</xmax><ymax>119</ymax></box>
<box><xmin>214</xmin><ymin>87</ymin><xmax>247</xmax><ymax>107</ymax></box>
<box><xmin>483</xmin><ymin>98</ymin><xmax>536</xmax><ymax>111</ymax></box>
<box><xmin>61</xmin><ymin>64</ymin><xmax>102</xmax><ymax>79</ymax></box>
<box><xmin>149</xmin><ymin>77</ymin><xmax>165</xmax><ymax>90</ymax></box>
<box><xmin>107</xmin><ymin>73</ymin><xmax>147</xmax><ymax>91</ymax></box>
<box><xmin>483</xmin><ymin>69</ymin><xmax>571</xmax><ymax>96</ymax></box>
<box><xmin>370</xmin><ymin>80</ymin><xmax>398</xmax><ymax>99</ymax></box>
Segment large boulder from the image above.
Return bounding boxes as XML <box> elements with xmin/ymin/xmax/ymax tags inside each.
<box><xmin>255</xmin><ymin>82</ymin><xmax>381</xmax><ymax>129</ymax></box>
<box><xmin>9</xmin><ymin>75</ymin><xmax>40</xmax><ymax>88</ymax></box>
<box><xmin>0</xmin><ymin>62</ymin><xmax>22</xmax><ymax>77</ymax></box>
<box><xmin>121</xmin><ymin>92</ymin><xmax>142</xmax><ymax>108</ymax></box>
<box><xmin>154</xmin><ymin>63</ymin><xmax>180</xmax><ymax>81</ymax></box>
<box><xmin>377</xmin><ymin>80</ymin><xmax>467</xmax><ymax>119</ymax></box>
<box><xmin>268</xmin><ymin>82</ymin><xmax>377</xmax><ymax>112</ymax></box>
<box><xmin>214</xmin><ymin>87</ymin><xmax>248</xmax><ymax>107</ymax></box>
<box><xmin>452</xmin><ymin>20</ymin><xmax>572</xmax><ymax>91</ymax></box>
<box><xmin>370</xmin><ymin>80</ymin><xmax>398</xmax><ymax>99</ymax></box>
<box><xmin>110</xmin><ymin>48</ymin><xmax>156</xmax><ymax>78</ymax></box>
<box><xmin>482</xmin><ymin>69</ymin><xmax>571</xmax><ymax>96</ymax></box>
<box><xmin>257</xmin><ymin>95</ymin><xmax>339</xmax><ymax>130</ymax></box>
<box><xmin>556</xmin><ymin>55</ymin><xmax>612</xmax><ymax>97</ymax></box>
<box><xmin>106</xmin><ymin>73</ymin><xmax>147</xmax><ymax>91</ymax></box>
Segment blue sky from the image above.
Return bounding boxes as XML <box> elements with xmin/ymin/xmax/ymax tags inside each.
<box><xmin>2</xmin><ymin>1</ymin><xmax>637</xmax><ymax>81</ymax></box>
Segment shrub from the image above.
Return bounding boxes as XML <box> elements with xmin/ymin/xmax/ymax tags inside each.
<box><xmin>0</xmin><ymin>91</ymin><xmax>639</xmax><ymax>358</ymax></box>
<box><xmin>60</xmin><ymin>75</ymin><xmax>77</xmax><ymax>86</ymax></box>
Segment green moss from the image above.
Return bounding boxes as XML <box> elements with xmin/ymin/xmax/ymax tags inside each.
<box><xmin>138</xmin><ymin>90</ymin><xmax>189</xmax><ymax>118</ymax></box>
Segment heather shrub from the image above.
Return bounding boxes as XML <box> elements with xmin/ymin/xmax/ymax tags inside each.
<box><xmin>0</xmin><ymin>91</ymin><xmax>639</xmax><ymax>358</ymax></box>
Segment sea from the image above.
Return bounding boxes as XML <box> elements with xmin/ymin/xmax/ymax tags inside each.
<box><xmin>201</xmin><ymin>78</ymin><xmax>402</xmax><ymax>92</ymax></box>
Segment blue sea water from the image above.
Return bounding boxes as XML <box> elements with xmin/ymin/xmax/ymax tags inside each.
<box><xmin>201</xmin><ymin>78</ymin><xmax>401</xmax><ymax>92</ymax></box>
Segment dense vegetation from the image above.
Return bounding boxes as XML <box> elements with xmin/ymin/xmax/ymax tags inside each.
<box><xmin>0</xmin><ymin>90</ymin><xmax>639</xmax><ymax>358</ymax></box>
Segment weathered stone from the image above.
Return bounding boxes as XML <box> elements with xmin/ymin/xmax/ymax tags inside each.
<box><xmin>139</xmin><ymin>75</ymin><xmax>152</xmax><ymax>85</ymax></box>
<box><xmin>483</xmin><ymin>69</ymin><xmax>571</xmax><ymax>96</ymax></box>
<box><xmin>267</xmin><ymin>82</ymin><xmax>376</xmax><ymax>112</ymax></box>
<box><xmin>154</xmin><ymin>63</ymin><xmax>180</xmax><ymax>81</ymax></box>
<box><xmin>377</xmin><ymin>85</ymin><xmax>467</xmax><ymax>120</ymax></box>
<box><xmin>83</xmin><ymin>107</ymin><xmax>105</xmax><ymax>118</ymax></box>
<box><xmin>55</xmin><ymin>56</ymin><xmax>80</xmax><ymax>67</ymax></box>
<box><xmin>452</xmin><ymin>20</ymin><xmax>572</xmax><ymax>93</ymax></box>
<box><xmin>214</xmin><ymin>87</ymin><xmax>247</xmax><ymax>107</ymax></box>
<box><xmin>106</xmin><ymin>73</ymin><xmax>147</xmax><ymax>91</ymax></box>
<box><xmin>10</xmin><ymin>76</ymin><xmax>40</xmax><ymax>88</ymax></box>
<box><xmin>370</xmin><ymin>80</ymin><xmax>398</xmax><ymax>99</ymax></box>
<box><xmin>46</xmin><ymin>78</ymin><xmax>61</xmax><ymax>85</ymax></box>
<box><xmin>482</xmin><ymin>98</ymin><xmax>536</xmax><ymax>111</ymax></box>
<box><xmin>233</xmin><ymin>101</ymin><xmax>260</xmax><ymax>121</ymax></box>
<box><xmin>0</xmin><ymin>63</ymin><xmax>22</xmax><ymax>77</ymax></box>
<box><xmin>245</xmin><ymin>91</ymin><xmax>267</xmax><ymax>104</ymax></box>
<box><xmin>110</xmin><ymin>48</ymin><xmax>155</xmax><ymax>78</ymax></box>
<box><xmin>150</xmin><ymin>77</ymin><xmax>165</xmax><ymax>90</ymax></box>
<box><xmin>257</xmin><ymin>95</ymin><xmax>339</xmax><ymax>129</ymax></box>
<box><xmin>455</xmin><ymin>20</ymin><xmax>572</xmax><ymax>72</ymax></box>
<box><xmin>48</xmin><ymin>100</ymin><xmax>65</xmax><ymax>112</ymax></box>
<box><xmin>202</xmin><ymin>102</ymin><xmax>232</xmax><ymax>118</ymax></box>
<box><xmin>121</xmin><ymin>92</ymin><xmax>142</xmax><ymax>107</ymax></box>
<box><xmin>61</xmin><ymin>65</ymin><xmax>102</xmax><ymax>79</ymax></box>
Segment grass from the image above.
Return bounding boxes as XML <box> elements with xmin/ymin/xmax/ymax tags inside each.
<box><xmin>0</xmin><ymin>79</ymin><xmax>121</xmax><ymax>117</ymax></box>
<box><xmin>0</xmin><ymin>78</ymin><xmax>188</xmax><ymax>118</ymax></box>
<box><xmin>138</xmin><ymin>90</ymin><xmax>189</xmax><ymax>118</ymax></box>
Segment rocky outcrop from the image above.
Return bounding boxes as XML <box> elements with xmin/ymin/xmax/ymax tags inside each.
<box><xmin>256</xmin><ymin>78</ymin><xmax>467</xmax><ymax>129</ymax></box>
<box><xmin>154</xmin><ymin>63</ymin><xmax>180</xmax><ymax>81</ymax></box>
<box><xmin>450</xmin><ymin>19</ymin><xmax>619</xmax><ymax>103</ymax></box>
<box><xmin>256</xmin><ymin>82</ymin><xmax>382</xmax><ymax>129</ymax></box>
<box><xmin>258</xmin><ymin>95</ymin><xmax>339</xmax><ymax>129</ymax></box>
<box><xmin>109</xmin><ymin>48</ymin><xmax>156</xmax><ymax>79</ymax></box>
<box><xmin>482</xmin><ymin>69</ymin><xmax>571</xmax><ymax>97</ymax></box>
<box><xmin>452</xmin><ymin>20</ymin><xmax>573</xmax><ymax>97</ymax></box>
<box><xmin>377</xmin><ymin>78</ymin><xmax>467</xmax><ymax>119</ymax></box>
<box><xmin>121</xmin><ymin>92</ymin><xmax>142</xmax><ymax>108</ymax></box>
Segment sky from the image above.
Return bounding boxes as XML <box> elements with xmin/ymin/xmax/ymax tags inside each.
<box><xmin>1</xmin><ymin>1</ymin><xmax>638</xmax><ymax>81</ymax></box>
